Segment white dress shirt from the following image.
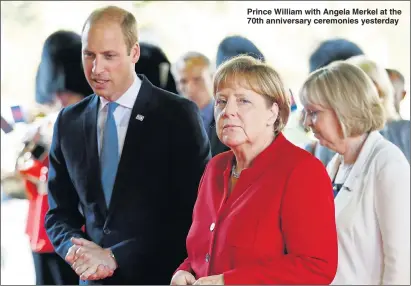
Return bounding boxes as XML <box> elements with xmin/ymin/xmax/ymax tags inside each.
<box><xmin>97</xmin><ymin>73</ymin><xmax>142</xmax><ymax>157</ymax></box>
<box><xmin>328</xmin><ymin>131</ymin><xmax>410</xmax><ymax>285</ymax></box>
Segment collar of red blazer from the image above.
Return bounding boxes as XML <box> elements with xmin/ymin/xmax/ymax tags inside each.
<box><xmin>221</xmin><ymin>132</ymin><xmax>288</xmax><ymax>179</ymax></box>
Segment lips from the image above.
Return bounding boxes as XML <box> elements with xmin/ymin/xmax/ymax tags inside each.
<box><xmin>92</xmin><ymin>78</ymin><xmax>109</xmax><ymax>89</ymax></box>
<box><xmin>222</xmin><ymin>124</ymin><xmax>241</xmax><ymax>131</ymax></box>
<box><xmin>93</xmin><ymin>79</ymin><xmax>109</xmax><ymax>84</ymax></box>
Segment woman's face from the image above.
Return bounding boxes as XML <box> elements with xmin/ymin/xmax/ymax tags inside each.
<box><xmin>214</xmin><ymin>80</ymin><xmax>278</xmax><ymax>149</ymax></box>
<box><xmin>302</xmin><ymin>102</ymin><xmax>344</xmax><ymax>151</ymax></box>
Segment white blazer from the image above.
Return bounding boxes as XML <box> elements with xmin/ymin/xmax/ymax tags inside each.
<box><xmin>328</xmin><ymin>131</ymin><xmax>410</xmax><ymax>285</ymax></box>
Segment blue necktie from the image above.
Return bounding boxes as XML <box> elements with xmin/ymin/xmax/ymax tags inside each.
<box><xmin>100</xmin><ymin>102</ymin><xmax>119</xmax><ymax>206</ymax></box>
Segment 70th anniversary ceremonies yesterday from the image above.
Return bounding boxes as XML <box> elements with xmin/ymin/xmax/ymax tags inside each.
<box><xmin>247</xmin><ymin>8</ymin><xmax>401</xmax><ymax>26</ymax></box>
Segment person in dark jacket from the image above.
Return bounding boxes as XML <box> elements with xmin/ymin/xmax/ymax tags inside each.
<box><xmin>135</xmin><ymin>42</ymin><xmax>178</xmax><ymax>94</ymax></box>
<box><xmin>173</xmin><ymin>51</ymin><xmax>227</xmax><ymax>156</ymax></box>
<box><xmin>45</xmin><ymin>6</ymin><xmax>210</xmax><ymax>284</ymax></box>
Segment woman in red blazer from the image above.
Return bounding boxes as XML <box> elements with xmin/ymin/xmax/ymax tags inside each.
<box><xmin>171</xmin><ymin>55</ymin><xmax>338</xmax><ymax>285</ymax></box>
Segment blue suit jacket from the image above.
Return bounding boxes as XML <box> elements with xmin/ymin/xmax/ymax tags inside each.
<box><xmin>45</xmin><ymin>75</ymin><xmax>211</xmax><ymax>284</ymax></box>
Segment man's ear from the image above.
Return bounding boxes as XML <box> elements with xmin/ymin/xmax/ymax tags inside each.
<box><xmin>130</xmin><ymin>42</ymin><xmax>140</xmax><ymax>64</ymax></box>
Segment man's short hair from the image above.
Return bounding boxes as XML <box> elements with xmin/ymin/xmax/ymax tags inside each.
<box><xmin>82</xmin><ymin>5</ymin><xmax>138</xmax><ymax>53</ymax></box>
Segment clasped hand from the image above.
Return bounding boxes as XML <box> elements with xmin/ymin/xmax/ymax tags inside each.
<box><xmin>65</xmin><ymin>237</ymin><xmax>117</xmax><ymax>281</ymax></box>
<box><xmin>171</xmin><ymin>270</ymin><xmax>224</xmax><ymax>285</ymax></box>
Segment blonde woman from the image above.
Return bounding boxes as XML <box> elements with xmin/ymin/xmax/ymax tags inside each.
<box><xmin>299</xmin><ymin>61</ymin><xmax>410</xmax><ymax>285</ymax></box>
<box><xmin>347</xmin><ymin>55</ymin><xmax>410</xmax><ymax>162</ymax></box>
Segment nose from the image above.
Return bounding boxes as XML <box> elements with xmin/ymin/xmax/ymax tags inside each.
<box><xmin>92</xmin><ymin>58</ymin><xmax>104</xmax><ymax>74</ymax></box>
<box><xmin>302</xmin><ymin>111</ymin><xmax>312</xmax><ymax>128</ymax></box>
<box><xmin>222</xmin><ymin>98</ymin><xmax>238</xmax><ymax>117</ymax></box>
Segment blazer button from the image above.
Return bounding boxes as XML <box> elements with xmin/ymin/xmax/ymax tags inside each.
<box><xmin>205</xmin><ymin>253</ymin><xmax>210</xmax><ymax>263</ymax></box>
<box><xmin>209</xmin><ymin>222</ymin><xmax>215</xmax><ymax>231</ymax></box>
<box><xmin>103</xmin><ymin>228</ymin><xmax>111</xmax><ymax>235</ymax></box>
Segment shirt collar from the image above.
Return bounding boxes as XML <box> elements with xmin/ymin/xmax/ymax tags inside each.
<box><xmin>99</xmin><ymin>72</ymin><xmax>142</xmax><ymax>110</ymax></box>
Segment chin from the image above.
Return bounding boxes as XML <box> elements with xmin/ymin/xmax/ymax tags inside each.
<box><xmin>221</xmin><ymin>136</ymin><xmax>244</xmax><ymax>149</ymax></box>
<box><xmin>318</xmin><ymin>139</ymin><xmax>337</xmax><ymax>152</ymax></box>
<box><xmin>94</xmin><ymin>90</ymin><xmax>110</xmax><ymax>98</ymax></box>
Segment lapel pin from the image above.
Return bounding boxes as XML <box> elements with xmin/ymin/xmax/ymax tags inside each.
<box><xmin>136</xmin><ymin>114</ymin><xmax>145</xmax><ymax>121</ymax></box>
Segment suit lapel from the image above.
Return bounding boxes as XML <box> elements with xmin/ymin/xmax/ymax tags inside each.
<box><xmin>83</xmin><ymin>95</ymin><xmax>108</xmax><ymax>217</ymax></box>
<box><xmin>326</xmin><ymin>155</ymin><xmax>352</xmax><ymax>217</ymax></box>
<box><xmin>331</xmin><ymin>131</ymin><xmax>381</xmax><ymax>219</ymax></box>
<box><xmin>106</xmin><ymin>76</ymin><xmax>154</xmax><ymax>216</ymax></box>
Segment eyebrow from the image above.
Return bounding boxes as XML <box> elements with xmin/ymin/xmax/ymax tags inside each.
<box><xmin>215</xmin><ymin>93</ymin><xmax>246</xmax><ymax>98</ymax></box>
<box><xmin>83</xmin><ymin>49</ymin><xmax>117</xmax><ymax>54</ymax></box>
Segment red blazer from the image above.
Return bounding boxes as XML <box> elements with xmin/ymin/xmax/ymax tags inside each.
<box><xmin>176</xmin><ymin>133</ymin><xmax>338</xmax><ymax>284</ymax></box>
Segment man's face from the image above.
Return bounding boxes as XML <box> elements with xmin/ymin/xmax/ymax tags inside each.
<box><xmin>81</xmin><ymin>20</ymin><xmax>139</xmax><ymax>100</ymax></box>
<box><xmin>174</xmin><ymin>61</ymin><xmax>213</xmax><ymax>107</ymax></box>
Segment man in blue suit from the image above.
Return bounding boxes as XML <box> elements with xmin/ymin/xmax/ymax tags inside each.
<box><xmin>45</xmin><ymin>5</ymin><xmax>211</xmax><ymax>285</ymax></box>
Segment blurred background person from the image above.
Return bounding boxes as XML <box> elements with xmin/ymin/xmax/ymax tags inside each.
<box><xmin>216</xmin><ymin>35</ymin><xmax>265</xmax><ymax>65</ymax></box>
<box><xmin>173</xmin><ymin>51</ymin><xmax>228</xmax><ymax>156</ymax></box>
<box><xmin>171</xmin><ymin>56</ymin><xmax>337</xmax><ymax>285</ymax></box>
<box><xmin>347</xmin><ymin>55</ymin><xmax>410</xmax><ymax>162</ymax></box>
<box><xmin>303</xmin><ymin>38</ymin><xmax>365</xmax><ymax>166</ymax></box>
<box><xmin>35</xmin><ymin>31</ymin><xmax>93</xmax><ymax>110</ymax></box>
<box><xmin>386</xmin><ymin>68</ymin><xmax>407</xmax><ymax>117</ymax></box>
<box><xmin>16</xmin><ymin>30</ymin><xmax>92</xmax><ymax>285</ymax></box>
<box><xmin>135</xmin><ymin>42</ymin><xmax>178</xmax><ymax>94</ymax></box>
<box><xmin>299</xmin><ymin>61</ymin><xmax>410</xmax><ymax>285</ymax></box>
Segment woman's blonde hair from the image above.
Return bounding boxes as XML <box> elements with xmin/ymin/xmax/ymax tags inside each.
<box><xmin>213</xmin><ymin>55</ymin><xmax>291</xmax><ymax>135</ymax></box>
<box><xmin>299</xmin><ymin>61</ymin><xmax>386</xmax><ymax>138</ymax></box>
<box><xmin>346</xmin><ymin>55</ymin><xmax>399</xmax><ymax>121</ymax></box>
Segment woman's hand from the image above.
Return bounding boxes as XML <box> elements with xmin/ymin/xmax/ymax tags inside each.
<box><xmin>170</xmin><ymin>270</ymin><xmax>196</xmax><ymax>285</ymax></box>
<box><xmin>193</xmin><ymin>274</ymin><xmax>224</xmax><ymax>285</ymax></box>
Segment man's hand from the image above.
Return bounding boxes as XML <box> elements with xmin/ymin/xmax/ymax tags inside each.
<box><xmin>68</xmin><ymin>237</ymin><xmax>117</xmax><ymax>281</ymax></box>
<box><xmin>170</xmin><ymin>270</ymin><xmax>196</xmax><ymax>285</ymax></box>
<box><xmin>193</xmin><ymin>274</ymin><xmax>224</xmax><ymax>285</ymax></box>
<box><xmin>65</xmin><ymin>243</ymin><xmax>81</xmax><ymax>265</ymax></box>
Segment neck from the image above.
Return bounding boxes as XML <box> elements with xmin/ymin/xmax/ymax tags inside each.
<box><xmin>340</xmin><ymin>133</ymin><xmax>368</xmax><ymax>165</ymax></box>
<box><xmin>233</xmin><ymin>134</ymin><xmax>275</xmax><ymax>173</ymax></box>
<box><xmin>103</xmin><ymin>73</ymin><xmax>135</xmax><ymax>102</ymax></box>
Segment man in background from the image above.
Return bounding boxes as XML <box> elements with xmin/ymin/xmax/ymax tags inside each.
<box><xmin>173</xmin><ymin>52</ymin><xmax>228</xmax><ymax>156</ymax></box>
<box><xmin>386</xmin><ymin>68</ymin><xmax>407</xmax><ymax>117</ymax></box>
